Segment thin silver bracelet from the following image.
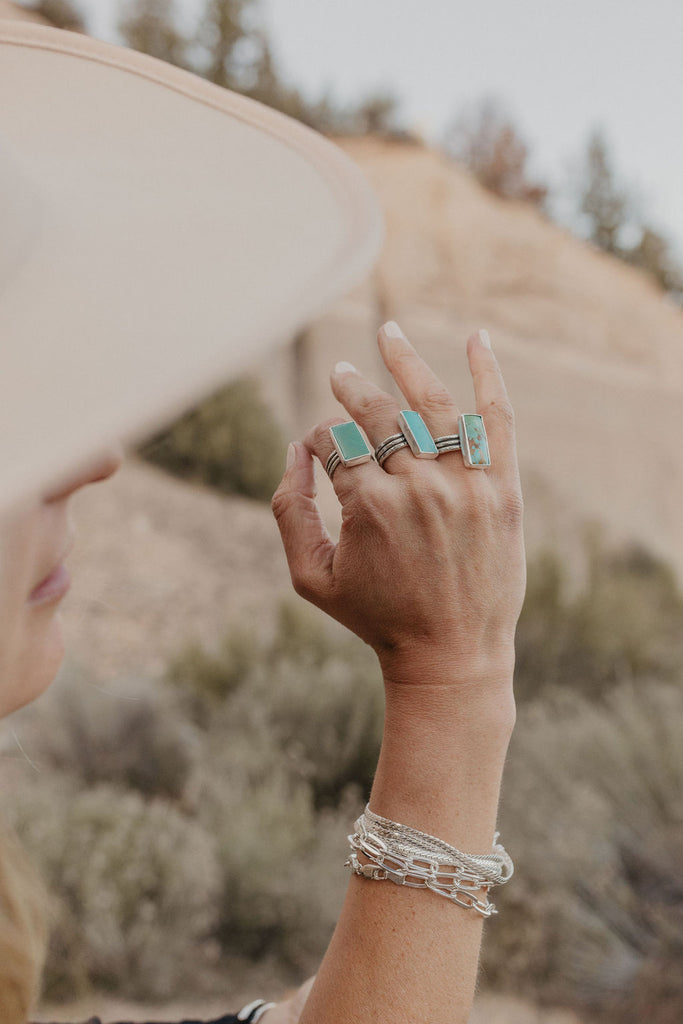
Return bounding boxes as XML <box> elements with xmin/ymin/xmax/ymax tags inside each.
<box><xmin>345</xmin><ymin>805</ymin><xmax>513</xmax><ymax>918</ymax></box>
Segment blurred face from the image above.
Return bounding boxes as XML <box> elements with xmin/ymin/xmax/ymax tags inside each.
<box><xmin>0</xmin><ymin>448</ymin><xmax>122</xmax><ymax>718</ymax></box>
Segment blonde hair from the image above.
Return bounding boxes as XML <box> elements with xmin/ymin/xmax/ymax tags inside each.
<box><xmin>0</xmin><ymin>825</ymin><xmax>47</xmax><ymax>1023</ymax></box>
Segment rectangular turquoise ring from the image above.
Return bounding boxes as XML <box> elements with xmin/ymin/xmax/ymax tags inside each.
<box><xmin>398</xmin><ymin>410</ymin><xmax>438</xmax><ymax>458</ymax></box>
<box><xmin>329</xmin><ymin>421</ymin><xmax>373</xmax><ymax>466</ymax></box>
<box><xmin>459</xmin><ymin>413</ymin><xmax>491</xmax><ymax>468</ymax></box>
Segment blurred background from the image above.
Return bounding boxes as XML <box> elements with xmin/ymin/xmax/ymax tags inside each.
<box><xmin>1</xmin><ymin>2</ymin><xmax>682</xmax><ymax>1022</ymax></box>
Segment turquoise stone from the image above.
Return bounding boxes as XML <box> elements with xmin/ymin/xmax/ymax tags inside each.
<box><xmin>460</xmin><ymin>414</ymin><xmax>490</xmax><ymax>468</ymax></box>
<box><xmin>330</xmin><ymin>421</ymin><xmax>372</xmax><ymax>465</ymax></box>
<box><xmin>399</xmin><ymin>410</ymin><xmax>438</xmax><ymax>458</ymax></box>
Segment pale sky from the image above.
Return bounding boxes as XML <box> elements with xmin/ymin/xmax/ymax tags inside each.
<box><xmin>82</xmin><ymin>0</ymin><xmax>683</xmax><ymax>257</ymax></box>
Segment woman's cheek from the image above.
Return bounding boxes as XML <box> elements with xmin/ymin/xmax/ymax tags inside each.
<box><xmin>0</xmin><ymin>500</ymin><xmax>65</xmax><ymax>717</ymax></box>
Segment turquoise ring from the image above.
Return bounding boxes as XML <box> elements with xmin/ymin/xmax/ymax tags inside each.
<box><xmin>434</xmin><ymin>414</ymin><xmax>490</xmax><ymax>468</ymax></box>
<box><xmin>398</xmin><ymin>410</ymin><xmax>438</xmax><ymax>459</ymax></box>
<box><xmin>375</xmin><ymin>411</ymin><xmax>438</xmax><ymax>468</ymax></box>
<box><xmin>458</xmin><ymin>414</ymin><xmax>490</xmax><ymax>468</ymax></box>
<box><xmin>326</xmin><ymin>421</ymin><xmax>373</xmax><ymax>480</ymax></box>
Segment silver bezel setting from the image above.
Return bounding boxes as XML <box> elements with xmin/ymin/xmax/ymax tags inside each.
<box><xmin>398</xmin><ymin>410</ymin><xmax>438</xmax><ymax>459</ymax></box>
<box><xmin>329</xmin><ymin>422</ymin><xmax>373</xmax><ymax>468</ymax></box>
<box><xmin>458</xmin><ymin>413</ymin><xmax>490</xmax><ymax>469</ymax></box>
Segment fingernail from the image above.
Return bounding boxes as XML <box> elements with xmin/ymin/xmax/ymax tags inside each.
<box><xmin>286</xmin><ymin>443</ymin><xmax>296</xmax><ymax>469</ymax></box>
<box><xmin>381</xmin><ymin>320</ymin><xmax>406</xmax><ymax>341</ymax></box>
<box><xmin>334</xmin><ymin>360</ymin><xmax>357</xmax><ymax>374</ymax></box>
<box><xmin>478</xmin><ymin>328</ymin><xmax>492</xmax><ymax>349</ymax></box>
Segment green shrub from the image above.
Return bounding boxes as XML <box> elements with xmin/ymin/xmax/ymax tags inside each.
<box><xmin>21</xmin><ymin>671</ymin><xmax>197</xmax><ymax>801</ymax></box>
<box><xmin>596</xmin><ymin>953</ymin><xmax>683</xmax><ymax>1024</ymax></box>
<box><xmin>191</xmin><ymin>747</ymin><xmax>359</xmax><ymax>971</ymax></box>
<box><xmin>1</xmin><ymin>779</ymin><xmax>220</xmax><ymax>999</ymax></box>
<box><xmin>167</xmin><ymin>601</ymin><xmax>382</xmax><ymax>965</ymax></box>
<box><xmin>167</xmin><ymin>630</ymin><xmax>260</xmax><ymax>726</ymax></box>
<box><xmin>170</xmin><ymin>600</ymin><xmax>384</xmax><ymax>808</ymax></box>
<box><xmin>137</xmin><ymin>376</ymin><xmax>287</xmax><ymax>501</ymax></box>
<box><xmin>515</xmin><ymin>536</ymin><xmax>683</xmax><ymax>701</ymax></box>
<box><xmin>7</xmin><ymin>537</ymin><xmax>681</xmax><ymax>1010</ymax></box>
<box><xmin>482</xmin><ymin>679</ymin><xmax>683</xmax><ymax>1018</ymax></box>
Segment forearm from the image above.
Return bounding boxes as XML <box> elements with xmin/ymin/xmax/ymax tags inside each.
<box><xmin>272</xmin><ymin>322</ymin><xmax>525</xmax><ymax>1023</ymax></box>
<box><xmin>298</xmin><ymin>662</ymin><xmax>516</xmax><ymax>1024</ymax></box>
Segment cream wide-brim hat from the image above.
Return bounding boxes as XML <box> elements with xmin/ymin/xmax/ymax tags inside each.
<box><xmin>0</xmin><ymin>21</ymin><xmax>383</xmax><ymax>510</ymax></box>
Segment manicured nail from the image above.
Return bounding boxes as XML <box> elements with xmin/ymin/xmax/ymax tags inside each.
<box><xmin>334</xmin><ymin>360</ymin><xmax>357</xmax><ymax>374</ymax></box>
<box><xmin>478</xmin><ymin>328</ymin><xmax>492</xmax><ymax>349</ymax></box>
<box><xmin>286</xmin><ymin>443</ymin><xmax>296</xmax><ymax>469</ymax></box>
<box><xmin>381</xmin><ymin>320</ymin><xmax>406</xmax><ymax>341</ymax></box>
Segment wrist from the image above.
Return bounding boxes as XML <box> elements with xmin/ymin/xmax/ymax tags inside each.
<box><xmin>382</xmin><ymin>679</ymin><xmax>516</xmax><ymax>742</ymax></box>
<box><xmin>377</xmin><ymin>634</ymin><xmax>516</xmax><ymax>685</ymax></box>
<box><xmin>379</xmin><ymin>645</ymin><xmax>516</xmax><ymax>729</ymax></box>
<box><xmin>371</xmin><ymin>685</ymin><xmax>514</xmax><ymax>851</ymax></box>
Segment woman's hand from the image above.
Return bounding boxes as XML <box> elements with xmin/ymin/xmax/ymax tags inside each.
<box><xmin>272</xmin><ymin>323</ymin><xmax>525</xmax><ymax>692</ymax></box>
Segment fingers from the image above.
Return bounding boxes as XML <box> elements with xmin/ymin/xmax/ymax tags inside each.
<box><xmin>466</xmin><ymin>329</ymin><xmax>519</xmax><ymax>479</ymax></box>
<box><xmin>301</xmin><ymin>324</ymin><xmax>517</xmax><ymax>500</ymax></box>
<box><xmin>376</xmin><ymin>320</ymin><xmax>518</xmax><ymax>482</ymax></box>
<box><xmin>329</xmin><ymin>362</ymin><xmax>414</xmax><ymax>474</ymax></box>
<box><xmin>271</xmin><ymin>442</ymin><xmax>335</xmax><ymax>601</ymax></box>
<box><xmin>377</xmin><ymin>321</ymin><xmax>461</xmax><ymax>439</ymax></box>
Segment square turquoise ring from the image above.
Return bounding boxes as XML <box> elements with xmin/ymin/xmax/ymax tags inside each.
<box><xmin>398</xmin><ymin>410</ymin><xmax>438</xmax><ymax>459</ymax></box>
<box><xmin>458</xmin><ymin>413</ymin><xmax>491</xmax><ymax>468</ymax></box>
<box><xmin>329</xmin><ymin>421</ymin><xmax>373</xmax><ymax>470</ymax></box>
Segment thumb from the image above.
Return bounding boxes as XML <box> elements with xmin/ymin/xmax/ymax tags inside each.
<box><xmin>271</xmin><ymin>442</ymin><xmax>335</xmax><ymax>601</ymax></box>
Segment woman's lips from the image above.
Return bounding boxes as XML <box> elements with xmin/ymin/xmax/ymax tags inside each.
<box><xmin>28</xmin><ymin>562</ymin><xmax>71</xmax><ymax>606</ymax></box>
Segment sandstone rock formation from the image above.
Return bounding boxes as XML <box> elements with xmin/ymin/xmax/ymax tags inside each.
<box><xmin>60</xmin><ymin>138</ymin><xmax>683</xmax><ymax>677</ymax></box>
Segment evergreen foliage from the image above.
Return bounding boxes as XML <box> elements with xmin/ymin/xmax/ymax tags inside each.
<box><xmin>443</xmin><ymin>97</ymin><xmax>548</xmax><ymax>206</ymax></box>
<box><xmin>117</xmin><ymin>0</ymin><xmax>189</xmax><ymax>67</ymax></box>
<box><xmin>515</xmin><ymin>534</ymin><xmax>683</xmax><ymax>701</ymax></box>
<box><xmin>576</xmin><ymin>130</ymin><xmax>683</xmax><ymax>296</ymax></box>
<box><xmin>485</xmin><ymin>680</ymin><xmax>683</xmax><ymax>1018</ymax></box>
<box><xmin>137</xmin><ymin>377</ymin><xmax>286</xmax><ymax>503</ymax></box>
<box><xmin>117</xmin><ymin>0</ymin><xmax>406</xmax><ymax>138</ymax></box>
<box><xmin>21</xmin><ymin>0</ymin><xmax>85</xmax><ymax>30</ymax></box>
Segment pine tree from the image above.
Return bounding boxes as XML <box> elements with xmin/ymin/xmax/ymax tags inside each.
<box><xmin>578</xmin><ymin>131</ymin><xmax>629</xmax><ymax>254</ymax></box>
<box><xmin>118</xmin><ymin>0</ymin><xmax>189</xmax><ymax>68</ymax></box>
<box><xmin>443</xmin><ymin>98</ymin><xmax>547</xmax><ymax>206</ymax></box>
<box><xmin>195</xmin><ymin>0</ymin><xmax>255</xmax><ymax>90</ymax></box>
<box><xmin>24</xmin><ymin>0</ymin><xmax>85</xmax><ymax>30</ymax></box>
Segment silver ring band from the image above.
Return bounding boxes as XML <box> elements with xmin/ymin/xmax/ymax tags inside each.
<box><xmin>326</xmin><ymin>450</ymin><xmax>377</xmax><ymax>481</ymax></box>
<box><xmin>375</xmin><ymin>432</ymin><xmax>410</xmax><ymax>467</ymax></box>
<box><xmin>325</xmin><ymin>450</ymin><xmax>341</xmax><ymax>479</ymax></box>
<box><xmin>434</xmin><ymin>434</ymin><xmax>461</xmax><ymax>454</ymax></box>
<box><xmin>378</xmin><ymin>439</ymin><xmax>409</xmax><ymax>467</ymax></box>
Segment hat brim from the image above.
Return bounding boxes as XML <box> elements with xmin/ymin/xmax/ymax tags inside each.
<box><xmin>0</xmin><ymin>23</ymin><xmax>383</xmax><ymax>507</ymax></box>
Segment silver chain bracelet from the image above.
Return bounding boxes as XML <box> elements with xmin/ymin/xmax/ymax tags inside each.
<box><xmin>345</xmin><ymin>805</ymin><xmax>514</xmax><ymax>918</ymax></box>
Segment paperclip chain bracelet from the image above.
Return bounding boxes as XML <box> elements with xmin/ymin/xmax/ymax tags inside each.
<box><xmin>345</xmin><ymin>805</ymin><xmax>514</xmax><ymax>918</ymax></box>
